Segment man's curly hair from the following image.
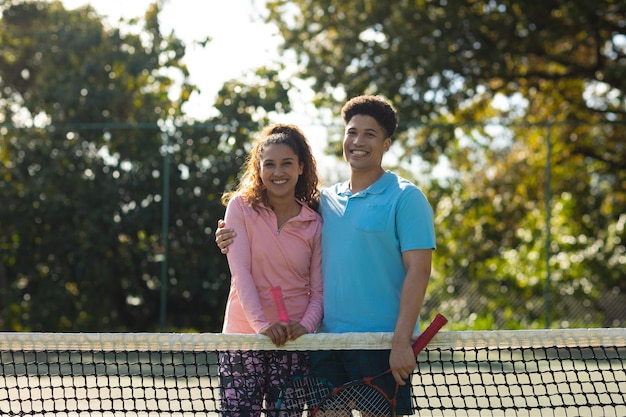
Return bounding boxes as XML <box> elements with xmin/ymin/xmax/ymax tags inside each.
<box><xmin>341</xmin><ymin>95</ymin><xmax>399</xmax><ymax>140</ymax></box>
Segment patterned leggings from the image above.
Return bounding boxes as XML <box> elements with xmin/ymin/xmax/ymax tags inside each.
<box><xmin>219</xmin><ymin>350</ymin><xmax>310</xmax><ymax>417</ymax></box>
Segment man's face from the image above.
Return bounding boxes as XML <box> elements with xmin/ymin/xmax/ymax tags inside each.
<box><xmin>343</xmin><ymin>114</ymin><xmax>391</xmax><ymax>172</ymax></box>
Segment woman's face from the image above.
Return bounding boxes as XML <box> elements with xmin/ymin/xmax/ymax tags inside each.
<box><xmin>259</xmin><ymin>143</ymin><xmax>303</xmax><ymax>200</ymax></box>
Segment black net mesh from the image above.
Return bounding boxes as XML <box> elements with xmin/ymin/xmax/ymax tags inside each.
<box><xmin>1</xmin><ymin>330</ymin><xmax>624</xmax><ymax>416</ymax></box>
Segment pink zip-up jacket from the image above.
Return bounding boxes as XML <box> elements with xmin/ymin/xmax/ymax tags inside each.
<box><xmin>222</xmin><ymin>195</ymin><xmax>323</xmax><ymax>334</ymax></box>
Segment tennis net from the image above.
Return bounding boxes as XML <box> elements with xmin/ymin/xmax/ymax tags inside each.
<box><xmin>1</xmin><ymin>328</ymin><xmax>625</xmax><ymax>416</ymax></box>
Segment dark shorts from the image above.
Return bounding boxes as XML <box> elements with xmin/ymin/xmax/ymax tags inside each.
<box><xmin>219</xmin><ymin>350</ymin><xmax>310</xmax><ymax>417</ymax></box>
<box><xmin>310</xmin><ymin>349</ymin><xmax>414</xmax><ymax>415</ymax></box>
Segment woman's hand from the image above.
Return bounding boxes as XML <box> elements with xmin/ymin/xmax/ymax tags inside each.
<box><xmin>261</xmin><ymin>321</ymin><xmax>309</xmax><ymax>346</ymax></box>
<box><xmin>261</xmin><ymin>322</ymin><xmax>290</xmax><ymax>347</ymax></box>
<box><xmin>286</xmin><ymin>322</ymin><xmax>308</xmax><ymax>341</ymax></box>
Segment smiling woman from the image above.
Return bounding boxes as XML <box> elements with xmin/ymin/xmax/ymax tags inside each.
<box><xmin>217</xmin><ymin>123</ymin><xmax>323</xmax><ymax>417</ymax></box>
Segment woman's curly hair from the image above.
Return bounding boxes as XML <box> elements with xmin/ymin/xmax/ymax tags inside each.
<box><xmin>221</xmin><ymin>124</ymin><xmax>320</xmax><ymax>212</ymax></box>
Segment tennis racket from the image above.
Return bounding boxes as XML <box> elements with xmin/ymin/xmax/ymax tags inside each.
<box><xmin>270</xmin><ymin>286</ymin><xmax>290</xmax><ymax>322</ymax></box>
<box><xmin>311</xmin><ymin>313</ymin><xmax>448</xmax><ymax>417</ymax></box>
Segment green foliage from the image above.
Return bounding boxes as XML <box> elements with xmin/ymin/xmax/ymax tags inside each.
<box><xmin>266</xmin><ymin>0</ymin><xmax>626</xmax><ymax>328</ymax></box>
<box><xmin>0</xmin><ymin>1</ymin><xmax>292</xmax><ymax>331</ymax></box>
<box><xmin>266</xmin><ymin>0</ymin><xmax>625</xmax><ymax>164</ymax></box>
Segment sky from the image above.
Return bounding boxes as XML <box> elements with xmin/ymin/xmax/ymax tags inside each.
<box><xmin>61</xmin><ymin>0</ymin><xmax>282</xmax><ymax>118</ymax></box>
<box><xmin>60</xmin><ymin>0</ymin><xmax>345</xmax><ymax>180</ymax></box>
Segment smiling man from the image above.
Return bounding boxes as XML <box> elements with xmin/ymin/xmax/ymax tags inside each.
<box><xmin>311</xmin><ymin>95</ymin><xmax>436</xmax><ymax>416</ymax></box>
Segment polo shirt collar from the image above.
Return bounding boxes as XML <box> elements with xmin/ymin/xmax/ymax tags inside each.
<box><xmin>338</xmin><ymin>171</ymin><xmax>392</xmax><ymax>197</ymax></box>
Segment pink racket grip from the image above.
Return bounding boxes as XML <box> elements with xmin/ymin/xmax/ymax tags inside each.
<box><xmin>270</xmin><ymin>286</ymin><xmax>290</xmax><ymax>322</ymax></box>
<box><xmin>411</xmin><ymin>313</ymin><xmax>448</xmax><ymax>355</ymax></box>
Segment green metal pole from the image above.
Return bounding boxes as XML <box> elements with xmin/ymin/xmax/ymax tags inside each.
<box><xmin>544</xmin><ymin>126</ymin><xmax>552</xmax><ymax>328</ymax></box>
<box><xmin>160</xmin><ymin>133</ymin><xmax>170</xmax><ymax>332</ymax></box>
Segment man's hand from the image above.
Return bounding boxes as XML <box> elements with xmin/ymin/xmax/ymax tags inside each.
<box><xmin>215</xmin><ymin>219</ymin><xmax>236</xmax><ymax>254</ymax></box>
<box><xmin>389</xmin><ymin>341</ymin><xmax>417</xmax><ymax>385</ymax></box>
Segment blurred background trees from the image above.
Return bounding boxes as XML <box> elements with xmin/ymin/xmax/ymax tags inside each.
<box><xmin>0</xmin><ymin>0</ymin><xmax>291</xmax><ymax>331</ymax></box>
<box><xmin>0</xmin><ymin>0</ymin><xmax>624</xmax><ymax>331</ymax></box>
<box><xmin>266</xmin><ymin>0</ymin><xmax>626</xmax><ymax>329</ymax></box>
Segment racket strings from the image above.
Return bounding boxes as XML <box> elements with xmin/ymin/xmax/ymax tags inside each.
<box><xmin>320</xmin><ymin>384</ymin><xmax>392</xmax><ymax>416</ymax></box>
<box><xmin>278</xmin><ymin>376</ymin><xmax>333</xmax><ymax>414</ymax></box>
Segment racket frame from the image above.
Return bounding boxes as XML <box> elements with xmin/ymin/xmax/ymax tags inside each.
<box><xmin>310</xmin><ymin>313</ymin><xmax>448</xmax><ymax>416</ymax></box>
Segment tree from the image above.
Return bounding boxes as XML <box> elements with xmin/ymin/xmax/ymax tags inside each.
<box><xmin>159</xmin><ymin>67</ymin><xmax>292</xmax><ymax>331</ymax></box>
<box><xmin>265</xmin><ymin>0</ymin><xmax>626</xmax><ymax>328</ymax></box>
<box><xmin>0</xmin><ymin>1</ymin><xmax>291</xmax><ymax>331</ymax></box>
<box><xmin>267</xmin><ymin>0</ymin><xmax>625</xmax><ymax>162</ymax></box>
<box><xmin>0</xmin><ymin>0</ymin><xmax>192</xmax><ymax>331</ymax></box>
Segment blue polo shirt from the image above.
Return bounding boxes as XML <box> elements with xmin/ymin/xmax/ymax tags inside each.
<box><xmin>318</xmin><ymin>171</ymin><xmax>436</xmax><ymax>333</ymax></box>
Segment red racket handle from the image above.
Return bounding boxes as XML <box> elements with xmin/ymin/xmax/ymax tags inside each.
<box><xmin>270</xmin><ymin>286</ymin><xmax>290</xmax><ymax>322</ymax></box>
<box><xmin>411</xmin><ymin>313</ymin><xmax>448</xmax><ymax>355</ymax></box>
